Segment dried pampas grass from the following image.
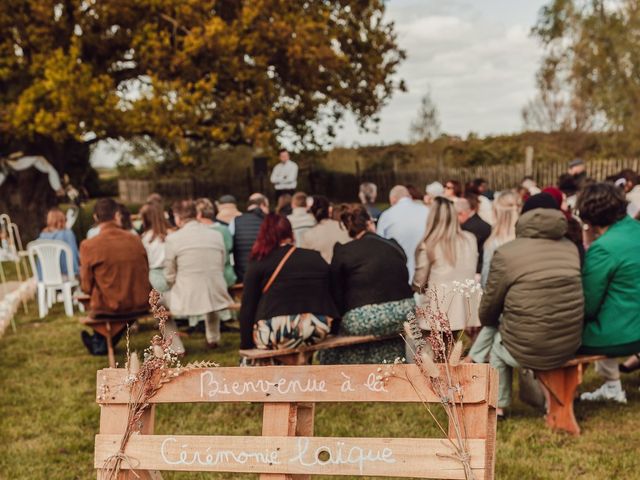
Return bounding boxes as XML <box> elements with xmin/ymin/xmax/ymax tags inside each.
<box><xmin>448</xmin><ymin>340</ymin><xmax>464</xmax><ymax>367</ymax></box>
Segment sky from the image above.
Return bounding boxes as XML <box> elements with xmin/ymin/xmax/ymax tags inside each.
<box><xmin>91</xmin><ymin>0</ymin><xmax>548</xmax><ymax>167</ymax></box>
<box><xmin>333</xmin><ymin>0</ymin><xmax>548</xmax><ymax>147</ymax></box>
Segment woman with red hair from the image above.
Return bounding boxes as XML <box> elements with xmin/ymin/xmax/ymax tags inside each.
<box><xmin>238</xmin><ymin>213</ymin><xmax>338</xmax><ymax>350</ymax></box>
<box><xmin>543</xmin><ymin>186</ymin><xmax>585</xmax><ymax>264</ymax></box>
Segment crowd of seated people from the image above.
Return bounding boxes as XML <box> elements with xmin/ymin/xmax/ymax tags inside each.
<box><xmin>32</xmin><ymin>159</ymin><xmax>640</xmax><ymax>417</ymax></box>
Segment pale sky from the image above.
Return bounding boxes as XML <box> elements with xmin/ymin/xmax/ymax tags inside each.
<box><xmin>91</xmin><ymin>0</ymin><xmax>548</xmax><ymax>167</ymax></box>
<box><xmin>334</xmin><ymin>0</ymin><xmax>548</xmax><ymax>147</ymax></box>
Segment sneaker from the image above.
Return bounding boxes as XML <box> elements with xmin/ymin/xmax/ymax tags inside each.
<box><xmin>580</xmin><ymin>382</ymin><xmax>627</xmax><ymax>404</ymax></box>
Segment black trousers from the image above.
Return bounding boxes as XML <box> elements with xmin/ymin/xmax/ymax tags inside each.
<box><xmin>275</xmin><ymin>189</ymin><xmax>295</xmax><ymax>201</ymax></box>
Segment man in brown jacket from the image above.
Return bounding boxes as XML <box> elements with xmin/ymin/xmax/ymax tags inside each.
<box><xmin>80</xmin><ymin>198</ymin><xmax>150</xmax><ymax>355</ymax></box>
<box><xmin>479</xmin><ymin>193</ymin><xmax>583</xmax><ymax>417</ymax></box>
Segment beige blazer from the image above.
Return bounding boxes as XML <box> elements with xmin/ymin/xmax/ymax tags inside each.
<box><xmin>164</xmin><ymin>221</ymin><xmax>232</xmax><ymax>316</ymax></box>
<box><xmin>413</xmin><ymin>231</ymin><xmax>480</xmax><ymax>331</ymax></box>
<box><xmin>300</xmin><ymin>219</ymin><xmax>351</xmax><ymax>263</ymax></box>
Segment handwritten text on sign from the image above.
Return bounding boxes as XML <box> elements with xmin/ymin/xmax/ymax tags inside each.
<box><xmin>161</xmin><ymin>437</ymin><xmax>395</xmax><ymax>474</ymax></box>
<box><xmin>199</xmin><ymin>370</ymin><xmax>388</xmax><ymax>398</ymax></box>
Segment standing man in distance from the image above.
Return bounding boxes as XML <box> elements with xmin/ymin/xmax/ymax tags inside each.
<box><xmin>568</xmin><ymin>158</ymin><xmax>587</xmax><ymax>188</ymax></box>
<box><xmin>358</xmin><ymin>182</ymin><xmax>382</xmax><ymax>222</ymax></box>
<box><xmin>270</xmin><ymin>148</ymin><xmax>298</xmax><ymax>200</ymax></box>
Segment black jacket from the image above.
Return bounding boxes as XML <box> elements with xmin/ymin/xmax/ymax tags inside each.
<box><xmin>233</xmin><ymin>209</ymin><xmax>265</xmax><ymax>281</ymax></box>
<box><xmin>462</xmin><ymin>214</ymin><xmax>491</xmax><ymax>274</ymax></box>
<box><xmin>330</xmin><ymin>232</ymin><xmax>413</xmax><ymax>315</ymax></box>
<box><xmin>239</xmin><ymin>246</ymin><xmax>339</xmax><ymax>349</ymax></box>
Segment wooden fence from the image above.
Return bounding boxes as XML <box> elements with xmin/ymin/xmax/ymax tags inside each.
<box><xmin>119</xmin><ymin>158</ymin><xmax>640</xmax><ymax>204</ymax></box>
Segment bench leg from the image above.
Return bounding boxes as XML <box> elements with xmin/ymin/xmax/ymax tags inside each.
<box><xmin>93</xmin><ymin>323</ymin><xmax>127</xmax><ymax>369</ymax></box>
<box><xmin>537</xmin><ymin>366</ymin><xmax>581</xmax><ymax>435</ymax></box>
<box><xmin>276</xmin><ymin>351</ymin><xmax>313</xmax><ymax>366</ymax></box>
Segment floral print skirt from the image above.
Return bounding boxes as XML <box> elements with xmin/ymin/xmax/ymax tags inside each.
<box><xmin>318</xmin><ymin>297</ymin><xmax>416</xmax><ymax>365</ymax></box>
<box><xmin>253</xmin><ymin>313</ymin><xmax>332</xmax><ymax>350</ymax></box>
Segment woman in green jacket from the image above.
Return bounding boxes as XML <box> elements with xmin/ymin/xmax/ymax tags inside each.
<box><xmin>578</xmin><ymin>182</ymin><xmax>640</xmax><ymax>404</ymax></box>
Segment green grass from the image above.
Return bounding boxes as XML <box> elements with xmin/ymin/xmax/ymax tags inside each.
<box><xmin>0</xmin><ymin>260</ymin><xmax>32</xmax><ymax>283</ymax></box>
<box><xmin>0</xmin><ymin>305</ymin><xmax>639</xmax><ymax>479</ymax></box>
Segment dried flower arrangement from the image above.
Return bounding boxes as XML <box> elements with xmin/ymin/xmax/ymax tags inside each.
<box><xmin>100</xmin><ymin>289</ymin><xmax>218</xmax><ymax>480</ymax></box>
<box><xmin>377</xmin><ymin>282</ymin><xmax>482</xmax><ymax>480</ymax></box>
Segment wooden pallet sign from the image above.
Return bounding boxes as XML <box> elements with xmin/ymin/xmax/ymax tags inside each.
<box><xmin>95</xmin><ymin>363</ymin><xmax>498</xmax><ymax>479</ymax></box>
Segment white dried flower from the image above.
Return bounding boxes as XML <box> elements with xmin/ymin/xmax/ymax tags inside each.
<box><xmin>153</xmin><ymin>345</ymin><xmax>164</xmax><ymax>359</ymax></box>
<box><xmin>448</xmin><ymin>341</ymin><xmax>464</xmax><ymax>367</ymax></box>
<box><xmin>128</xmin><ymin>352</ymin><xmax>140</xmax><ymax>375</ymax></box>
<box><xmin>419</xmin><ymin>352</ymin><xmax>441</xmax><ymax>378</ymax></box>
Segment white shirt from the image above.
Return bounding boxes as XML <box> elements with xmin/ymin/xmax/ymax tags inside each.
<box><xmin>86</xmin><ymin>225</ymin><xmax>100</xmax><ymax>239</ymax></box>
<box><xmin>627</xmin><ymin>185</ymin><xmax>640</xmax><ymax>218</ymax></box>
<box><xmin>287</xmin><ymin>207</ymin><xmax>317</xmax><ymax>246</ymax></box>
<box><xmin>141</xmin><ymin>231</ymin><xmax>166</xmax><ymax>269</ymax></box>
<box><xmin>270</xmin><ymin>160</ymin><xmax>298</xmax><ymax>190</ymax></box>
<box><xmin>477</xmin><ymin>196</ymin><xmax>494</xmax><ymax>225</ymax></box>
<box><xmin>376</xmin><ymin>197</ymin><xmax>429</xmax><ymax>283</ymax></box>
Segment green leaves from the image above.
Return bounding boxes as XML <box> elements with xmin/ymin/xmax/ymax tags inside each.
<box><xmin>532</xmin><ymin>0</ymin><xmax>640</xmax><ymax>150</ymax></box>
<box><xmin>0</xmin><ymin>0</ymin><xmax>405</xmax><ymax>158</ymax></box>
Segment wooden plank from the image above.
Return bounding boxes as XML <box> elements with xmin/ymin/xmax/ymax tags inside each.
<box><xmin>98</xmin><ymin>405</ymin><xmax>163</xmax><ymax>479</ymax></box>
<box><xmin>293</xmin><ymin>403</ymin><xmax>315</xmax><ymax>480</ymax></box>
<box><xmin>483</xmin><ymin>367</ymin><xmax>498</xmax><ymax>480</ymax></box>
<box><xmin>239</xmin><ymin>334</ymin><xmax>396</xmax><ymax>360</ymax></box>
<box><xmin>97</xmin><ymin>364</ymin><xmax>493</xmax><ymax>405</ymax></box>
<box><xmin>261</xmin><ymin>403</ymin><xmax>298</xmax><ymax>480</ymax></box>
<box><xmin>95</xmin><ymin>435</ymin><xmax>486</xmax><ymax>479</ymax></box>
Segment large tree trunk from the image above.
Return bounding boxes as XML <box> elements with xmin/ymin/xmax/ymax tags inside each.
<box><xmin>0</xmin><ymin>170</ymin><xmax>57</xmax><ymax>242</ymax></box>
<box><xmin>0</xmin><ymin>136</ymin><xmax>92</xmax><ymax>242</ymax></box>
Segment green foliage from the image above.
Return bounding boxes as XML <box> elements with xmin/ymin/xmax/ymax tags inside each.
<box><xmin>0</xmin><ymin>304</ymin><xmax>638</xmax><ymax>479</ymax></box>
<box><xmin>0</xmin><ymin>0</ymin><xmax>405</xmax><ymax>156</ymax></box>
<box><xmin>532</xmin><ymin>0</ymin><xmax>640</xmax><ymax>152</ymax></box>
<box><xmin>319</xmin><ymin>131</ymin><xmax>618</xmax><ymax>174</ymax></box>
<box><xmin>409</xmin><ymin>91</ymin><xmax>441</xmax><ymax>143</ymax></box>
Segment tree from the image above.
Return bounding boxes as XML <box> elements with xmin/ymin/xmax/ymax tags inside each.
<box><xmin>409</xmin><ymin>91</ymin><xmax>441</xmax><ymax>143</ymax></box>
<box><xmin>0</xmin><ymin>0</ymin><xmax>405</xmax><ymax>237</ymax></box>
<box><xmin>530</xmin><ymin>0</ymin><xmax>640</xmax><ymax>146</ymax></box>
<box><xmin>522</xmin><ymin>77</ymin><xmax>593</xmax><ymax>132</ymax></box>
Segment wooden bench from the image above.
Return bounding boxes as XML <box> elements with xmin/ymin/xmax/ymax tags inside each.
<box><xmin>229</xmin><ymin>282</ymin><xmax>244</xmax><ymax>301</ymax></box>
<box><xmin>535</xmin><ymin>354</ymin><xmax>607</xmax><ymax>435</ymax></box>
<box><xmin>239</xmin><ymin>334</ymin><xmax>397</xmax><ymax>365</ymax></box>
<box><xmin>80</xmin><ymin>313</ymin><xmax>149</xmax><ymax>368</ymax></box>
<box><xmin>94</xmin><ymin>363</ymin><xmax>498</xmax><ymax>479</ymax></box>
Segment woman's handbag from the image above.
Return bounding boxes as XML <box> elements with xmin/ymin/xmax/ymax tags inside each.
<box><xmin>262</xmin><ymin>246</ymin><xmax>296</xmax><ymax>294</ymax></box>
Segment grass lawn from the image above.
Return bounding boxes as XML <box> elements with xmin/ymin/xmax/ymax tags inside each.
<box><xmin>0</xmin><ymin>304</ymin><xmax>638</xmax><ymax>480</ymax></box>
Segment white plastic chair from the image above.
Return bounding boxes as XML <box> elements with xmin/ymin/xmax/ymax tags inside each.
<box><xmin>27</xmin><ymin>240</ymin><xmax>78</xmax><ymax>318</ymax></box>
